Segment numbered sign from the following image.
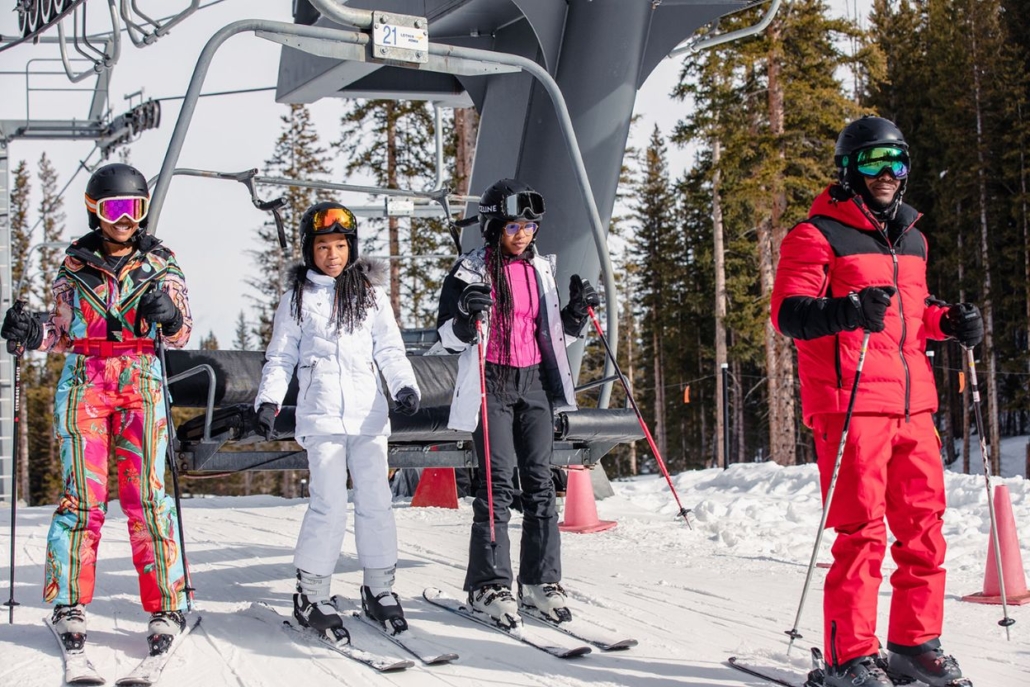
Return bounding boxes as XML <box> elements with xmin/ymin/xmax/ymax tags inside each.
<box><xmin>372</xmin><ymin>11</ymin><xmax>429</xmax><ymax>64</ymax></box>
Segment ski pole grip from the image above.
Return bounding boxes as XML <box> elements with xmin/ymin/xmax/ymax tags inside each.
<box><xmin>6</xmin><ymin>301</ymin><xmax>25</xmax><ymax>356</ymax></box>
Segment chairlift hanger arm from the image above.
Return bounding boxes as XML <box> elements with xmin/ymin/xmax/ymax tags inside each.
<box><xmin>669</xmin><ymin>0</ymin><xmax>781</xmax><ymax>57</ymax></box>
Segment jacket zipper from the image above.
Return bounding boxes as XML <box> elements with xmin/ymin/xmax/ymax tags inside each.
<box><xmin>834</xmin><ymin>335</ymin><xmax>842</xmax><ymax>388</ymax></box>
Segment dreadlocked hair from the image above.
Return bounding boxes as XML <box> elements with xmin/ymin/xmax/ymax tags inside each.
<box><xmin>288</xmin><ymin>261</ymin><xmax>379</xmax><ymax>334</ymax></box>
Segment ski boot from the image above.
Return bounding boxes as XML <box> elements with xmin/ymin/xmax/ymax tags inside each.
<box><xmin>887</xmin><ymin>642</ymin><xmax>971</xmax><ymax>686</ymax></box>
<box><xmin>821</xmin><ymin>654</ymin><xmax>894</xmax><ymax>687</ymax></box>
<box><xmin>518</xmin><ymin>582</ymin><xmax>572</xmax><ymax>623</ymax></box>
<box><xmin>361</xmin><ymin>586</ymin><xmax>407</xmax><ymax>634</ymax></box>
<box><xmin>294</xmin><ymin>569</ymin><xmax>349</xmax><ymax>645</ymax></box>
<box><xmin>51</xmin><ymin>604</ymin><xmax>87</xmax><ymax>651</ymax></box>
<box><xmin>147</xmin><ymin>610</ymin><xmax>186</xmax><ymax>655</ymax></box>
<box><xmin>468</xmin><ymin>584</ymin><xmax>521</xmax><ymax>629</ymax></box>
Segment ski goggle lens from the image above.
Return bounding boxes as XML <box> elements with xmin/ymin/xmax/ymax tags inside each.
<box><xmin>502</xmin><ymin>191</ymin><xmax>545</xmax><ymax>220</ymax></box>
<box><xmin>503</xmin><ymin>221</ymin><xmax>539</xmax><ymax>236</ymax></box>
<box><xmin>88</xmin><ymin>195</ymin><xmax>149</xmax><ymax>223</ymax></box>
<box><xmin>312</xmin><ymin>207</ymin><xmax>356</xmax><ymax>233</ymax></box>
<box><xmin>854</xmin><ymin>146</ymin><xmax>910</xmax><ymax>179</ymax></box>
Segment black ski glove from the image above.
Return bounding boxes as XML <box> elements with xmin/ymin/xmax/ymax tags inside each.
<box><xmin>256</xmin><ymin>402</ymin><xmax>277</xmax><ymax>441</ymax></box>
<box><xmin>941</xmin><ymin>302</ymin><xmax>983</xmax><ymax>347</ymax></box>
<box><xmin>452</xmin><ymin>283</ymin><xmax>493</xmax><ymax>344</ymax></box>
<box><xmin>1</xmin><ymin>303</ymin><xmax>43</xmax><ymax>350</ymax></box>
<box><xmin>839</xmin><ymin>286</ymin><xmax>896</xmax><ymax>333</ymax></box>
<box><xmin>139</xmin><ymin>288</ymin><xmax>184</xmax><ymax>336</ymax></box>
<box><xmin>393</xmin><ymin>386</ymin><xmax>420</xmax><ymax>416</ymax></box>
<box><xmin>561</xmin><ymin>275</ymin><xmax>600</xmax><ymax>337</ymax></box>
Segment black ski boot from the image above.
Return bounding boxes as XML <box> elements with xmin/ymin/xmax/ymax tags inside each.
<box><xmin>361</xmin><ymin>586</ymin><xmax>408</xmax><ymax>634</ymax></box>
<box><xmin>823</xmin><ymin>654</ymin><xmax>894</xmax><ymax>687</ymax></box>
<box><xmin>294</xmin><ymin>569</ymin><xmax>349</xmax><ymax>643</ymax></box>
<box><xmin>147</xmin><ymin>610</ymin><xmax>186</xmax><ymax>655</ymax></box>
<box><xmin>887</xmin><ymin>641</ymin><xmax>970</xmax><ymax>686</ymax></box>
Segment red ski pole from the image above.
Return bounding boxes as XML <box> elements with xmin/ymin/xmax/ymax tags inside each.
<box><xmin>586</xmin><ymin>306</ymin><xmax>691</xmax><ymax>528</ymax></box>
<box><xmin>476</xmin><ymin>318</ymin><xmax>495</xmax><ymax>543</ymax></box>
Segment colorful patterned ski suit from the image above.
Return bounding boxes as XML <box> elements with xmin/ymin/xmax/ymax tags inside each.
<box><xmin>39</xmin><ymin>231</ymin><xmax>192</xmax><ymax>613</ymax></box>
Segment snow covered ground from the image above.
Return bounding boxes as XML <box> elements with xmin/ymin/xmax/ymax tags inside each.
<box><xmin>1</xmin><ymin>437</ymin><xmax>1028</xmax><ymax>686</ymax></box>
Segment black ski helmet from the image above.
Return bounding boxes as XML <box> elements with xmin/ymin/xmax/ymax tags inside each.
<box><xmin>299</xmin><ymin>201</ymin><xmax>359</xmax><ymax>272</ymax></box>
<box><xmin>84</xmin><ymin>163</ymin><xmax>151</xmax><ymax>231</ymax></box>
<box><xmin>834</xmin><ymin>115</ymin><xmax>910</xmax><ymax>219</ymax></box>
<box><xmin>477</xmin><ymin>178</ymin><xmax>546</xmax><ymax>243</ymax></box>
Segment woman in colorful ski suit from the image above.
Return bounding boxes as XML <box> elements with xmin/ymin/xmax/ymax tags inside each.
<box><xmin>254</xmin><ymin>201</ymin><xmax>421</xmax><ymax>639</ymax></box>
<box><xmin>434</xmin><ymin>178</ymin><xmax>599</xmax><ymax>628</ymax></box>
<box><xmin>770</xmin><ymin>116</ymin><xmax>983</xmax><ymax>687</ymax></box>
<box><xmin>1</xmin><ymin>163</ymin><xmax>193</xmax><ymax>643</ymax></box>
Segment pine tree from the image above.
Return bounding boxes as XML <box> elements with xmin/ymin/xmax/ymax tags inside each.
<box><xmin>9</xmin><ymin>160</ymin><xmax>32</xmax><ymax>501</ymax></box>
<box><xmin>233</xmin><ymin>311</ymin><xmax>252</xmax><ymax>351</ymax></box>
<box><xmin>335</xmin><ymin>100</ymin><xmax>447</xmax><ymax>324</ymax></box>
<box><xmin>249</xmin><ymin>104</ymin><xmax>331</xmax><ymax>348</ymax></box>
<box><xmin>199</xmin><ymin>331</ymin><xmax>219</xmax><ymax>350</ymax></box>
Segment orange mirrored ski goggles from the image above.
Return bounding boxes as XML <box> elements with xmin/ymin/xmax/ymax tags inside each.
<box><xmin>312</xmin><ymin>207</ymin><xmax>357</xmax><ymax>233</ymax></box>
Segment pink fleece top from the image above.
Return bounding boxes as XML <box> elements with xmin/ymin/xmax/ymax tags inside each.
<box><xmin>486</xmin><ymin>255</ymin><xmax>542</xmax><ymax>367</ymax></box>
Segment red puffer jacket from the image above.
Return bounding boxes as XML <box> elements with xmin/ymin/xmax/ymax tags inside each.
<box><xmin>771</xmin><ymin>185</ymin><xmax>948</xmax><ymax>426</ymax></box>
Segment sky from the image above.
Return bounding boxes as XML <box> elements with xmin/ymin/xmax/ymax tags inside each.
<box><xmin>1</xmin><ymin>440</ymin><xmax>1027</xmax><ymax>686</ymax></box>
<box><xmin>0</xmin><ymin>0</ymin><xmax>872</xmax><ymax>347</ymax></box>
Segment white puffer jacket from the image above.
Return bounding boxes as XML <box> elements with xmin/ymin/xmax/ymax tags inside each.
<box><xmin>255</xmin><ymin>261</ymin><xmax>419</xmax><ymax>438</ymax></box>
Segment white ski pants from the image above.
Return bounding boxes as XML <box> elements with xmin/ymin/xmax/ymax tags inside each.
<box><xmin>293</xmin><ymin>434</ymin><xmax>398</xmax><ymax>576</ymax></box>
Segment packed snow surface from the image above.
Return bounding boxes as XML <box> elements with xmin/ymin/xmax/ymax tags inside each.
<box><xmin>2</xmin><ymin>436</ymin><xmax>1028</xmax><ymax>686</ymax></box>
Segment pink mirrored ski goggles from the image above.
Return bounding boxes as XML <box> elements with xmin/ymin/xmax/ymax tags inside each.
<box><xmin>85</xmin><ymin>195</ymin><xmax>150</xmax><ymax>224</ymax></box>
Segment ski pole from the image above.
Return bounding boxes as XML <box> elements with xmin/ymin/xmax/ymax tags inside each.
<box><xmin>153</xmin><ymin>322</ymin><xmax>195</xmax><ymax>611</ymax></box>
<box><xmin>785</xmin><ymin>330</ymin><xmax>870</xmax><ymax>655</ymax></box>
<box><xmin>586</xmin><ymin>306</ymin><xmax>691</xmax><ymax>528</ymax></box>
<box><xmin>475</xmin><ymin>318</ymin><xmax>495</xmax><ymax>543</ymax></box>
<box><xmin>964</xmin><ymin>345</ymin><xmax>1014</xmax><ymax>640</ymax></box>
<box><xmin>4</xmin><ymin>302</ymin><xmax>26</xmax><ymax>624</ymax></box>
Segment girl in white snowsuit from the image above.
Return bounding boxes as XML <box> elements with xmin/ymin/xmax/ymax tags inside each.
<box><xmin>255</xmin><ymin>202</ymin><xmax>420</xmax><ymax>637</ymax></box>
<box><xmin>435</xmin><ymin>178</ymin><xmax>599</xmax><ymax>628</ymax></box>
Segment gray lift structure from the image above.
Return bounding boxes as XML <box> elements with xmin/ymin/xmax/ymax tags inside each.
<box><xmin>1</xmin><ymin>0</ymin><xmax>771</xmax><ymax>500</ymax></box>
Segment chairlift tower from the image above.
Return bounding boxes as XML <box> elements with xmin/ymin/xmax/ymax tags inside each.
<box><xmin>275</xmin><ymin>0</ymin><xmax>750</xmax><ymax>383</ymax></box>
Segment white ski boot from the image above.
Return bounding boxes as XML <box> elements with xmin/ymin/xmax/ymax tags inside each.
<box><xmin>147</xmin><ymin>610</ymin><xmax>186</xmax><ymax>654</ymax></box>
<box><xmin>294</xmin><ymin>569</ymin><xmax>348</xmax><ymax>643</ymax></box>
<box><xmin>468</xmin><ymin>584</ymin><xmax>521</xmax><ymax>629</ymax></box>
<box><xmin>361</xmin><ymin>565</ymin><xmax>407</xmax><ymax>634</ymax></box>
<box><xmin>518</xmin><ymin>582</ymin><xmax>572</xmax><ymax>623</ymax></box>
<box><xmin>51</xmin><ymin>604</ymin><xmax>87</xmax><ymax>650</ymax></box>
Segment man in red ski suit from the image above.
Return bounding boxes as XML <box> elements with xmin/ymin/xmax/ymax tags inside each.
<box><xmin>771</xmin><ymin>116</ymin><xmax>982</xmax><ymax>687</ymax></box>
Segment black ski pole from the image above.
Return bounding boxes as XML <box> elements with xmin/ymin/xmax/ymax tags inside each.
<box><xmin>586</xmin><ymin>306</ymin><xmax>691</xmax><ymax>528</ymax></box>
<box><xmin>785</xmin><ymin>330</ymin><xmax>871</xmax><ymax>655</ymax></box>
<box><xmin>964</xmin><ymin>345</ymin><xmax>1014</xmax><ymax>640</ymax></box>
<box><xmin>154</xmin><ymin>323</ymin><xmax>195</xmax><ymax>611</ymax></box>
<box><xmin>4</xmin><ymin>301</ymin><xmax>26</xmax><ymax>624</ymax></box>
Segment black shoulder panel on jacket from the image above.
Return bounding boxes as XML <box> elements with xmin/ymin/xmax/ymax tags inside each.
<box><xmin>807</xmin><ymin>215</ymin><xmax>925</xmax><ymax>260</ymax></box>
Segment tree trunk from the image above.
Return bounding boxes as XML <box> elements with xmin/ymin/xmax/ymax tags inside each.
<box><xmin>386</xmin><ymin>104</ymin><xmax>401</xmax><ymax>318</ymax></box>
<box><xmin>971</xmin><ymin>28</ymin><xmax>1001</xmax><ymax>475</ymax></box>
<box><xmin>624</xmin><ymin>277</ymin><xmax>638</xmax><ymax>475</ymax></box>
<box><xmin>1020</xmin><ymin>104</ymin><xmax>1030</xmax><ymax>385</ymax></box>
<box><xmin>958</xmin><ymin>225</ymin><xmax>972</xmax><ymax>474</ymax></box>
<box><xmin>733</xmin><ymin>359</ymin><xmax>746</xmax><ymax>464</ymax></box>
<box><xmin>454</xmin><ymin>107</ymin><xmax>478</xmax><ymax>196</ymax></box>
<box><xmin>652</xmin><ymin>327</ymin><xmax>667</xmax><ymax>462</ymax></box>
<box><xmin>712</xmin><ymin>139</ymin><xmax>729</xmax><ymax>469</ymax></box>
<box><xmin>764</xmin><ymin>17</ymin><xmax>797</xmax><ymax>466</ymax></box>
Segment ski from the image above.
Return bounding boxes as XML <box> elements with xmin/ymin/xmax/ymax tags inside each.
<box><xmin>727</xmin><ymin>656</ymin><xmax>810</xmax><ymax>687</ymax></box>
<box><xmin>44</xmin><ymin>616</ymin><xmax>106</xmax><ymax>686</ymax></box>
<box><xmin>422</xmin><ymin>587</ymin><xmax>591</xmax><ymax>659</ymax></box>
<box><xmin>330</xmin><ymin>595</ymin><xmax>459</xmax><ymax>665</ymax></box>
<box><xmin>519</xmin><ymin>606</ymin><xmax>637</xmax><ymax>651</ymax></box>
<box><xmin>114</xmin><ymin>615</ymin><xmax>201</xmax><ymax>687</ymax></box>
<box><xmin>251</xmin><ymin>602</ymin><xmax>413</xmax><ymax>672</ymax></box>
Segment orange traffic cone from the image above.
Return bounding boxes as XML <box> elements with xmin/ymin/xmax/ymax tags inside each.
<box><xmin>558</xmin><ymin>467</ymin><xmax>616</xmax><ymax>534</ymax></box>
<box><xmin>962</xmin><ymin>484</ymin><xmax>1030</xmax><ymax>605</ymax></box>
<box><xmin>411</xmin><ymin>468</ymin><xmax>459</xmax><ymax>509</ymax></box>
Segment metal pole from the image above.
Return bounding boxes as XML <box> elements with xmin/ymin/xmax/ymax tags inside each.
<box><xmin>4</xmin><ymin>327</ymin><xmax>23</xmax><ymax>624</ymax></box>
<box><xmin>721</xmin><ymin>362</ymin><xmax>730</xmax><ymax>469</ymax></box>
<box><xmin>965</xmin><ymin>346</ymin><xmax>1014</xmax><ymax>639</ymax></box>
<box><xmin>786</xmin><ymin>331</ymin><xmax>871</xmax><ymax>654</ymax></box>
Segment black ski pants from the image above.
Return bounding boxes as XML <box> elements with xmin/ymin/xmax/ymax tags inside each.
<box><xmin>463</xmin><ymin>363</ymin><xmax>561</xmax><ymax>592</ymax></box>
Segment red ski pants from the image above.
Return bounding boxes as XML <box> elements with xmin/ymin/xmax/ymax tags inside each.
<box><xmin>812</xmin><ymin>412</ymin><xmax>947</xmax><ymax>666</ymax></box>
